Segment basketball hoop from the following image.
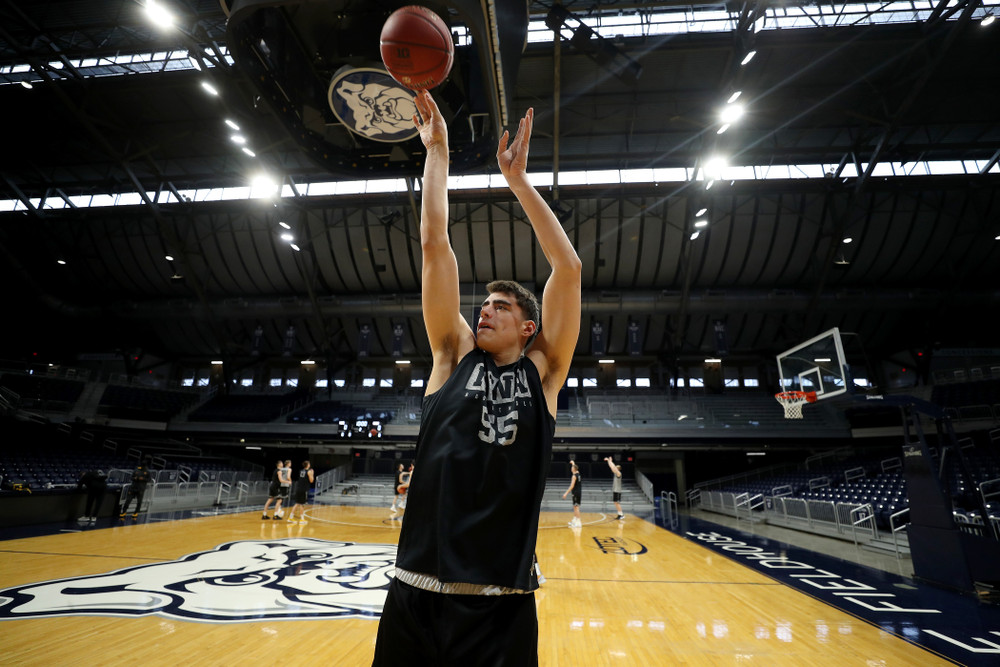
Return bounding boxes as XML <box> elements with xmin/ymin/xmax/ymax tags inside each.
<box><xmin>775</xmin><ymin>391</ymin><xmax>817</xmax><ymax>419</ymax></box>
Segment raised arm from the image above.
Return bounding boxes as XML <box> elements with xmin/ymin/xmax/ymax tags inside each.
<box><xmin>605</xmin><ymin>457</ymin><xmax>621</xmax><ymax>477</ymax></box>
<box><xmin>497</xmin><ymin>109</ymin><xmax>582</xmax><ymax>399</ymax></box>
<box><xmin>414</xmin><ymin>90</ymin><xmax>475</xmax><ymax>393</ymax></box>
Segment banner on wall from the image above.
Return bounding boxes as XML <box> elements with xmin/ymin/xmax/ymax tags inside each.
<box><xmin>628</xmin><ymin>320</ymin><xmax>642</xmax><ymax>356</ymax></box>
<box><xmin>358</xmin><ymin>324</ymin><xmax>371</xmax><ymax>359</ymax></box>
<box><xmin>391</xmin><ymin>323</ymin><xmax>404</xmax><ymax>357</ymax></box>
<box><xmin>591</xmin><ymin>321</ymin><xmax>605</xmax><ymax>356</ymax></box>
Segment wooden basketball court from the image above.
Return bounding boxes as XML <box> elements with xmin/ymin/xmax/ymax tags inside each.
<box><xmin>0</xmin><ymin>505</ymin><xmax>956</xmax><ymax>665</ymax></box>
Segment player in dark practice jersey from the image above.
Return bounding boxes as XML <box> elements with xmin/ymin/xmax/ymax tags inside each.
<box><xmin>562</xmin><ymin>461</ymin><xmax>583</xmax><ymax>527</ymax></box>
<box><xmin>261</xmin><ymin>460</ymin><xmax>285</xmax><ymax>520</ymax></box>
<box><xmin>120</xmin><ymin>459</ymin><xmax>151</xmax><ymax>520</ymax></box>
<box><xmin>287</xmin><ymin>461</ymin><xmax>314</xmax><ymax>524</ymax></box>
<box><xmin>371</xmin><ymin>90</ymin><xmax>582</xmax><ymax>667</ymax></box>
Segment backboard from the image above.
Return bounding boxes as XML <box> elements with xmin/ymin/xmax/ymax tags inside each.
<box><xmin>776</xmin><ymin>327</ymin><xmax>850</xmax><ymax>401</ymax></box>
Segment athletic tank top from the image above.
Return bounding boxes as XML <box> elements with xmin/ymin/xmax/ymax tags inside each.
<box><xmin>271</xmin><ymin>468</ymin><xmax>281</xmax><ymax>485</ymax></box>
<box><xmin>295</xmin><ymin>468</ymin><xmax>310</xmax><ymax>491</ymax></box>
<box><xmin>571</xmin><ymin>471</ymin><xmax>582</xmax><ymax>495</ymax></box>
<box><xmin>394</xmin><ymin>349</ymin><xmax>555</xmax><ymax>591</ymax></box>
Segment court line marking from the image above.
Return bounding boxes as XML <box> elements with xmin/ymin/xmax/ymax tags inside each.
<box><xmin>543</xmin><ymin>576</ymin><xmax>783</xmax><ymax>586</ymax></box>
<box><xmin>0</xmin><ymin>549</ymin><xmax>165</xmax><ymax>561</ymax></box>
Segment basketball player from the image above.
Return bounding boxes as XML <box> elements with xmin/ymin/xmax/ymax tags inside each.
<box><xmin>390</xmin><ymin>463</ymin><xmax>405</xmax><ymax>512</ymax></box>
<box><xmin>605</xmin><ymin>456</ymin><xmax>625</xmax><ymax>520</ymax></box>
<box><xmin>287</xmin><ymin>461</ymin><xmax>314</xmax><ymax>524</ymax></box>
<box><xmin>395</xmin><ymin>462</ymin><xmax>413</xmax><ymax>510</ymax></box>
<box><xmin>120</xmin><ymin>458</ymin><xmax>150</xmax><ymax>520</ymax></box>
<box><xmin>562</xmin><ymin>461</ymin><xmax>583</xmax><ymax>527</ymax></box>
<box><xmin>261</xmin><ymin>459</ymin><xmax>285</xmax><ymax>520</ymax></box>
<box><xmin>371</xmin><ymin>90</ymin><xmax>582</xmax><ymax>667</ymax></box>
<box><xmin>278</xmin><ymin>459</ymin><xmax>292</xmax><ymax>517</ymax></box>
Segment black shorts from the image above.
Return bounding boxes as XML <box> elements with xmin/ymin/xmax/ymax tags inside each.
<box><xmin>372</xmin><ymin>578</ymin><xmax>538</xmax><ymax>667</ymax></box>
<box><xmin>268</xmin><ymin>482</ymin><xmax>281</xmax><ymax>498</ymax></box>
<box><xmin>571</xmin><ymin>493</ymin><xmax>581</xmax><ymax>507</ymax></box>
<box><xmin>613</xmin><ymin>491</ymin><xmax>622</xmax><ymax>502</ymax></box>
<box><xmin>293</xmin><ymin>486</ymin><xmax>308</xmax><ymax>504</ymax></box>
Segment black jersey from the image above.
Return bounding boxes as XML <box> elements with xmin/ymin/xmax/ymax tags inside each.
<box><xmin>294</xmin><ymin>468</ymin><xmax>311</xmax><ymax>492</ymax></box>
<box><xmin>395</xmin><ymin>349</ymin><xmax>555</xmax><ymax>591</ymax></box>
<box><xmin>571</xmin><ymin>471</ymin><xmax>582</xmax><ymax>497</ymax></box>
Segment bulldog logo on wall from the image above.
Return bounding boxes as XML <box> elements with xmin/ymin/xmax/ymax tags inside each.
<box><xmin>0</xmin><ymin>538</ymin><xmax>396</xmax><ymax>623</ymax></box>
<box><xmin>327</xmin><ymin>68</ymin><xmax>419</xmax><ymax>143</ymax></box>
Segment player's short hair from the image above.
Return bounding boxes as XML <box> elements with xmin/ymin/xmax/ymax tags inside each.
<box><xmin>485</xmin><ymin>280</ymin><xmax>540</xmax><ymax>345</ymax></box>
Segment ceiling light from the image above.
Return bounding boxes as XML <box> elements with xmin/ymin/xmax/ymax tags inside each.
<box><xmin>56</xmin><ymin>259</ymin><xmax>66</xmax><ymax>265</ymax></box>
<box><xmin>694</xmin><ymin>219</ymin><xmax>708</xmax><ymax>228</ymax></box>
<box><xmin>842</xmin><ymin>237</ymin><xmax>853</xmax><ymax>244</ymax></box>
<box><xmin>290</xmin><ymin>243</ymin><xmax>301</xmax><ymax>252</ymax></box>
<box><xmin>145</xmin><ymin>0</ymin><xmax>175</xmax><ymax>28</ymax></box>
<box><xmin>716</xmin><ymin>124</ymin><xmax>730</xmax><ymax>135</ymax></box>
<box><xmin>200</xmin><ymin>80</ymin><xmax>219</xmax><ymax>96</ymax></box>
<box><xmin>598</xmin><ymin>359</ymin><xmax>615</xmax><ymax>364</ymax></box>
<box><xmin>740</xmin><ymin>50</ymin><xmax>757</xmax><ymax>66</ymax></box>
<box><xmin>703</xmin><ymin>156</ymin><xmax>728</xmax><ymax>180</ymax></box>
<box><xmin>690</xmin><ymin>231</ymin><xmax>701</xmax><ymax>240</ymax></box>
<box><xmin>230</xmin><ymin>134</ymin><xmax>246</xmax><ymax>145</ymax></box>
<box><xmin>211</xmin><ymin>360</ymin><xmax>223</xmax><ymax>365</ymax></box>
<box><xmin>720</xmin><ymin>103</ymin><xmax>744</xmax><ymax>124</ymax></box>
<box><xmin>300</xmin><ymin>360</ymin><xmax>315</xmax><ymax>365</ymax></box>
<box><xmin>695</xmin><ymin>207</ymin><xmax>708</xmax><ymax>216</ymax></box>
<box><xmin>727</xmin><ymin>91</ymin><xmax>741</xmax><ymax>103</ymax></box>
<box><xmin>982</xmin><ymin>14</ymin><xmax>995</xmax><ymax>26</ymax></box>
<box><xmin>280</xmin><ymin>233</ymin><xmax>294</xmax><ymax>242</ymax></box>
<box><xmin>278</xmin><ymin>221</ymin><xmax>291</xmax><ymax>229</ymax></box>
<box><xmin>250</xmin><ymin>174</ymin><xmax>278</xmax><ymax>198</ymax></box>
<box><xmin>165</xmin><ymin>255</ymin><xmax>174</xmax><ymax>261</ymax></box>
<box><xmin>705</xmin><ymin>358</ymin><xmax>722</xmax><ymax>363</ymax></box>
<box><xmin>241</xmin><ymin>147</ymin><xmax>256</xmax><ymax>157</ymax></box>
<box><xmin>20</xmin><ymin>80</ymin><xmax>33</xmax><ymax>89</ymax></box>
<box><xmin>395</xmin><ymin>360</ymin><xmax>411</xmax><ymax>365</ymax></box>
<box><xmin>225</xmin><ymin>119</ymin><xmax>240</xmax><ymax>130</ymax></box>
<box><xmin>705</xmin><ymin>180</ymin><xmax>714</xmax><ymax>190</ymax></box>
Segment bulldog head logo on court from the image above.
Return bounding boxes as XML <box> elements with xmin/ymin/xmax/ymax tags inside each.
<box><xmin>0</xmin><ymin>538</ymin><xmax>396</xmax><ymax>623</ymax></box>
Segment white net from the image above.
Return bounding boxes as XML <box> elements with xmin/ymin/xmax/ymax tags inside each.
<box><xmin>775</xmin><ymin>392</ymin><xmax>808</xmax><ymax>419</ymax></box>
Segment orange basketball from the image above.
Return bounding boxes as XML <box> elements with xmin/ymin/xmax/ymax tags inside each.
<box><xmin>379</xmin><ymin>5</ymin><xmax>454</xmax><ymax>90</ymax></box>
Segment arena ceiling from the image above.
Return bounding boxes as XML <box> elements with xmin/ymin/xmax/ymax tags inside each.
<box><xmin>1</xmin><ymin>0</ymin><xmax>998</xmax><ymax>382</ymax></box>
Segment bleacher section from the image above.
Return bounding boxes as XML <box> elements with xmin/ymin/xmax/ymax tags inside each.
<box><xmin>932</xmin><ymin>378</ymin><xmax>1000</xmax><ymax>422</ymax></box>
<box><xmin>694</xmin><ymin>432</ymin><xmax>1000</xmax><ymax>548</ymax></box>
<box><xmin>287</xmin><ymin>400</ymin><xmax>394</xmax><ymax>425</ymax></box>
<box><xmin>0</xmin><ymin>373</ymin><xmax>85</xmax><ymax>412</ymax></box>
<box><xmin>188</xmin><ymin>390</ymin><xmax>309</xmax><ymax>423</ymax></box>
<box><xmin>98</xmin><ymin>384</ymin><xmax>202</xmax><ymax>421</ymax></box>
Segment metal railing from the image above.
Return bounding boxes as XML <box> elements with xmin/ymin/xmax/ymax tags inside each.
<box><xmin>661</xmin><ymin>490</ymin><xmax>678</xmax><ymax>528</ymax></box>
<box><xmin>889</xmin><ymin>508</ymin><xmax>910</xmax><ymax>560</ymax></box>
<box><xmin>849</xmin><ymin>504</ymin><xmax>879</xmax><ymax>546</ymax></box>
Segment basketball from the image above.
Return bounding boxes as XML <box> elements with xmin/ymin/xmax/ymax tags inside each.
<box><xmin>379</xmin><ymin>5</ymin><xmax>454</xmax><ymax>90</ymax></box>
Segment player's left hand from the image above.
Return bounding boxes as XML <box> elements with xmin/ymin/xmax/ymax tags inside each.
<box><xmin>497</xmin><ymin>108</ymin><xmax>534</xmax><ymax>178</ymax></box>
